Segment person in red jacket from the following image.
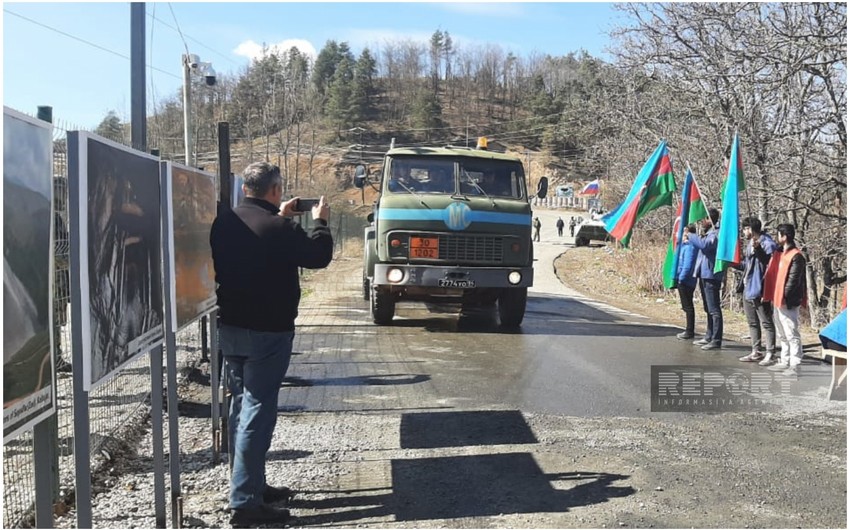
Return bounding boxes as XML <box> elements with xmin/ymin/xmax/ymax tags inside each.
<box><xmin>762</xmin><ymin>224</ymin><xmax>807</xmax><ymax>376</ymax></box>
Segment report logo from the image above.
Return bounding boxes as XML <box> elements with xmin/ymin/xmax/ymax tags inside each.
<box><xmin>650</xmin><ymin>365</ymin><xmax>804</xmax><ymax>412</ymax></box>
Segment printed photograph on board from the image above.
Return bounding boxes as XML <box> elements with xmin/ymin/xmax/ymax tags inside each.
<box><xmin>86</xmin><ymin>136</ymin><xmax>163</xmax><ymax>388</ymax></box>
<box><xmin>171</xmin><ymin>165</ymin><xmax>217</xmax><ymax>329</ymax></box>
<box><xmin>3</xmin><ymin>108</ymin><xmax>55</xmax><ymax>442</ymax></box>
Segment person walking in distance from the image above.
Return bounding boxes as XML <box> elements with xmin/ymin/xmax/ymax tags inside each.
<box><xmin>675</xmin><ymin>224</ymin><xmax>699</xmax><ymax>340</ymax></box>
<box><xmin>210</xmin><ymin>162</ymin><xmax>333</xmax><ymax>526</ymax></box>
<box><xmin>764</xmin><ymin>224</ymin><xmax>808</xmax><ymax>376</ymax></box>
<box><xmin>736</xmin><ymin>217</ymin><xmax>779</xmax><ymax>364</ymax></box>
<box><xmin>569</xmin><ymin>217</ymin><xmax>577</xmax><ymax>237</ymax></box>
<box><xmin>556</xmin><ymin>217</ymin><xmax>565</xmax><ymax>237</ymax></box>
<box><xmin>533</xmin><ymin>216</ymin><xmax>542</xmax><ymax>242</ymax></box>
<box><xmin>684</xmin><ymin>208</ymin><xmax>726</xmax><ymax>350</ymax></box>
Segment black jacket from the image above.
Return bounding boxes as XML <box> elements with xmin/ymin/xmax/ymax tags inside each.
<box><xmin>210</xmin><ymin>197</ymin><xmax>333</xmax><ymax>332</ymax></box>
<box><xmin>783</xmin><ymin>245</ymin><xmax>807</xmax><ymax>309</ymax></box>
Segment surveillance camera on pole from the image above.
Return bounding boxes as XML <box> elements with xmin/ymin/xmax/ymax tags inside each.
<box><xmin>183</xmin><ymin>53</ymin><xmax>217</xmax><ymax>166</ymax></box>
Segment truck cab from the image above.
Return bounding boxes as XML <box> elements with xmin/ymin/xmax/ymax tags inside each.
<box><xmin>357</xmin><ymin>142</ymin><xmax>547</xmax><ymax>327</ymax></box>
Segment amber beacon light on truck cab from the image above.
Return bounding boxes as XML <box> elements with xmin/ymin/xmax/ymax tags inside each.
<box><xmin>354</xmin><ymin>138</ymin><xmax>548</xmax><ymax>328</ymax></box>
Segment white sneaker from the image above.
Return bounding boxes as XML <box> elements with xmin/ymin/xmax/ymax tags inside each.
<box><xmin>757</xmin><ymin>355</ymin><xmax>774</xmax><ymax>367</ymax></box>
<box><xmin>781</xmin><ymin>366</ymin><xmax>798</xmax><ymax>377</ymax></box>
<box><xmin>767</xmin><ymin>362</ymin><xmax>790</xmax><ymax>372</ymax></box>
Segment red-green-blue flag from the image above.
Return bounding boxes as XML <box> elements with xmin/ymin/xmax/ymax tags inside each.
<box><xmin>602</xmin><ymin>141</ymin><xmax>677</xmax><ymax>247</ymax></box>
<box><xmin>662</xmin><ymin>167</ymin><xmax>709</xmax><ymax>288</ymax></box>
<box><xmin>714</xmin><ymin>134</ymin><xmax>746</xmax><ymax>273</ymax></box>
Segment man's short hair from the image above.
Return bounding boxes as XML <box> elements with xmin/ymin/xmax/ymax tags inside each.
<box><xmin>242</xmin><ymin>162</ymin><xmax>282</xmax><ymax>197</ymax></box>
<box><xmin>776</xmin><ymin>223</ymin><xmax>796</xmax><ymax>242</ymax></box>
<box><xmin>742</xmin><ymin>216</ymin><xmax>762</xmax><ymax>233</ymax></box>
<box><xmin>708</xmin><ymin>207</ymin><xmax>720</xmax><ymax>225</ymax></box>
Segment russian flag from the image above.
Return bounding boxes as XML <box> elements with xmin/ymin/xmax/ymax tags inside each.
<box><xmin>580</xmin><ymin>179</ymin><xmax>600</xmax><ymax>195</ymax></box>
<box><xmin>602</xmin><ymin>141</ymin><xmax>677</xmax><ymax>247</ymax></box>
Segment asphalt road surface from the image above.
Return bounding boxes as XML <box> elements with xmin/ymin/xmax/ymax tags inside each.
<box><xmin>260</xmin><ymin>210</ymin><xmax>845</xmax><ymax>529</ymax></box>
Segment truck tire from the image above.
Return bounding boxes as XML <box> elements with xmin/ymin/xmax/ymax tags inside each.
<box><xmin>575</xmin><ymin>236</ymin><xmax>589</xmax><ymax>247</ymax></box>
<box><xmin>362</xmin><ymin>276</ymin><xmax>370</xmax><ymax>301</ymax></box>
<box><xmin>371</xmin><ymin>286</ymin><xmax>395</xmax><ymax>325</ymax></box>
<box><xmin>498</xmin><ymin>287</ymin><xmax>527</xmax><ymax>328</ymax></box>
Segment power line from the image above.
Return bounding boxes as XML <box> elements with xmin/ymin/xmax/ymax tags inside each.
<box><xmin>146</xmin><ymin>11</ymin><xmax>240</xmax><ymax>67</ymax></box>
<box><xmin>4</xmin><ymin>8</ymin><xmax>181</xmax><ymax>80</ymax></box>
<box><xmin>167</xmin><ymin>3</ymin><xmax>190</xmax><ymax>57</ymax></box>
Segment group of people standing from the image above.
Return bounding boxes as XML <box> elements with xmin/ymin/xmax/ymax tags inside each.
<box><xmin>554</xmin><ymin>216</ymin><xmax>579</xmax><ymax>238</ymax></box>
<box><xmin>674</xmin><ymin>209</ymin><xmax>808</xmax><ymax>377</ymax></box>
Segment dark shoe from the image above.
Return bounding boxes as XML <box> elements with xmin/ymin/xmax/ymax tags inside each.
<box><xmin>263</xmin><ymin>484</ymin><xmax>295</xmax><ymax>504</ymax></box>
<box><xmin>693</xmin><ymin>338</ymin><xmax>709</xmax><ymax>346</ymax></box>
<box><xmin>230</xmin><ymin>505</ymin><xmax>290</xmax><ymax>528</ymax></box>
<box><xmin>676</xmin><ymin>332</ymin><xmax>695</xmax><ymax>340</ymax></box>
<box><xmin>701</xmin><ymin>342</ymin><xmax>722</xmax><ymax>351</ymax></box>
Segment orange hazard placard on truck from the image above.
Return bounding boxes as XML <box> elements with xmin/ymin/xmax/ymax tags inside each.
<box><xmin>410</xmin><ymin>236</ymin><xmax>439</xmax><ymax>258</ymax></box>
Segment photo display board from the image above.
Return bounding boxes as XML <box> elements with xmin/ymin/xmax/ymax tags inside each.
<box><xmin>71</xmin><ymin>132</ymin><xmax>163</xmax><ymax>390</ymax></box>
<box><xmin>164</xmin><ymin>162</ymin><xmax>217</xmax><ymax>330</ymax></box>
<box><xmin>3</xmin><ymin>107</ymin><xmax>56</xmax><ymax>442</ymax></box>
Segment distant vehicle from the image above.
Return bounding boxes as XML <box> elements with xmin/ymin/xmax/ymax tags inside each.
<box><xmin>574</xmin><ymin>219</ymin><xmax>613</xmax><ymax>247</ymax></box>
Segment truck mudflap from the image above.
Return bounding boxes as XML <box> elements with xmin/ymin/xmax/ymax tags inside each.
<box><xmin>372</xmin><ymin>264</ymin><xmax>533</xmax><ymax>288</ymax></box>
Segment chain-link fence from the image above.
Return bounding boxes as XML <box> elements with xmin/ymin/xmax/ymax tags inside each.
<box><xmin>2</xmin><ymin>117</ymin><xmax>205</xmax><ymax>528</ymax></box>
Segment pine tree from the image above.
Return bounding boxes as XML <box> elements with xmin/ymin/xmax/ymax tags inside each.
<box><xmin>411</xmin><ymin>88</ymin><xmax>443</xmax><ymax>140</ymax></box>
<box><xmin>95</xmin><ymin>110</ymin><xmax>125</xmax><ymax>143</ymax></box>
<box><xmin>352</xmin><ymin>49</ymin><xmax>378</xmax><ymax>122</ymax></box>
<box><xmin>326</xmin><ymin>56</ymin><xmax>354</xmax><ymax>136</ymax></box>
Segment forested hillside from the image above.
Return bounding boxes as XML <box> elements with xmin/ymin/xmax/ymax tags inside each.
<box><xmin>96</xmin><ymin>3</ymin><xmax>846</xmax><ymax>324</ymax></box>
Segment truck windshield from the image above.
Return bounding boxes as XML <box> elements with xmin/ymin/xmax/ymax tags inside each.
<box><xmin>458</xmin><ymin>161</ymin><xmax>525</xmax><ymax>199</ymax></box>
<box><xmin>388</xmin><ymin>158</ymin><xmax>456</xmax><ymax>194</ymax></box>
<box><xmin>387</xmin><ymin>157</ymin><xmax>526</xmax><ymax>199</ymax></box>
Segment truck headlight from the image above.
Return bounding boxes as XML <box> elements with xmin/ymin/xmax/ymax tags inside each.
<box><xmin>508</xmin><ymin>271</ymin><xmax>522</xmax><ymax>285</ymax></box>
<box><xmin>387</xmin><ymin>268</ymin><xmax>404</xmax><ymax>283</ymax></box>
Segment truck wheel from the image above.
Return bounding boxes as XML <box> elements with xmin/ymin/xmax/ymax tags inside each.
<box><xmin>371</xmin><ymin>286</ymin><xmax>395</xmax><ymax>325</ymax></box>
<box><xmin>575</xmin><ymin>236</ymin><xmax>589</xmax><ymax>247</ymax></box>
<box><xmin>362</xmin><ymin>276</ymin><xmax>370</xmax><ymax>301</ymax></box>
<box><xmin>498</xmin><ymin>287</ymin><xmax>527</xmax><ymax>328</ymax></box>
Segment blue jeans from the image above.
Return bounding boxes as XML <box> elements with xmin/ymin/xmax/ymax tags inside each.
<box><xmin>220</xmin><ymin>325</ymin><xmax>294</xmax><ymax>510</ymax></box>
<box><xmin>699</xmin><ymin>279</ymin><xmax>723</xmax><ymax>344</ymax></box>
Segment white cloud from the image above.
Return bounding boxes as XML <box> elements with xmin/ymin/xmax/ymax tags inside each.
<box><xmin>233</xmin><ymin>39</ymin><xmax>318</xmax><ymax>61</ymax></box>
<box><xmin>344</xmin><ymin>28</ymin><xmax>436</xmax><ymax>49</ymax></box>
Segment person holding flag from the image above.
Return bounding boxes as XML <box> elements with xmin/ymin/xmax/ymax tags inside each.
<box><xmin>662</xmin><ymin>166</ymin><xmax>709</xmax><ymax>339</ymax></box>
<box><xmin>684</xmin><ymin>208</ymin><xmax>725</xmax><ymax>350</ymax></box>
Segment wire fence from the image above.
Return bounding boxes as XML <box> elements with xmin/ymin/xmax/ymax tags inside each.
<box><xmin>2</xmin><ymin>112</ymin><xmax>363</xmax><ymax>528</ymax></box>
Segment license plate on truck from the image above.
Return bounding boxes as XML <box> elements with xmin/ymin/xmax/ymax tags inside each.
<box><xmin>410</xmin><ymin>237</ymin><xmax>439</xmax><ymax>259</ymax></box>
<box><xmin>438</xmin><ymin>279</ymin><xmax>476</xmax><ymax>288</ymax></box>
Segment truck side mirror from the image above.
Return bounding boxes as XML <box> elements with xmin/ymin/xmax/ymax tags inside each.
<box><xmin>353</xmin><ymin>165</ymin><xmax>368</xmax><ymax>189</ymax></box>
<box><xmin>536</xmin><ymin>177</ymin><xmax>548</xmax><ymax>199</ymax></box>
<box><xmin>366</xmin><ymin>212</ymin><xmax>374</xmax><ymax>223</ymax></box>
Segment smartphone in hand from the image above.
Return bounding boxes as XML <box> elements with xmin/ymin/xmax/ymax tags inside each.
<box><xmin>294</xmin><ymin>198</ymin><xmax>320</xmax><ymax>212</ymax></box>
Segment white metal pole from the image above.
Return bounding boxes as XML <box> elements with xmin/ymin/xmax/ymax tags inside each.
<box><xmin>182</xmin><ymin>55</ymin><xmax>193</xmax><ymax>166</ymax></box>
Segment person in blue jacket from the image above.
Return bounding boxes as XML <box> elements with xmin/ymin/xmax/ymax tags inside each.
<box><xmin>675</xmin><ymin>224</ymin><xmax>699</xmax><ymax>339</ymax></box>
<box><xmin>737</xmin><ymin>216</ymin><xmax>779</xmax><ymax>363</ymax></box>
<box><xmin>684</xmin><ymin>208</ymin><xmax>726</xmax><ymax>350</ymax></box>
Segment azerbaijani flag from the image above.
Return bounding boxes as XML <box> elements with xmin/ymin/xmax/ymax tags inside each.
<box><xmin>580</xmin><ymin>179</ymin><xmax>600</xmax><ymax>195</ymax></box>
<box><xmin>602</xmin><ymin>141</ymin><xmax>677</xmax><ymax>247</ymax></box>
<box><xmin>661</xmin><ymin>167</ymin><xmax>709</xmax><ymax>288</ymax></box>
<box><xmin>714</xmin><ymin>134</ymin><xmax>746</xmax><ymax>273</ymax></box>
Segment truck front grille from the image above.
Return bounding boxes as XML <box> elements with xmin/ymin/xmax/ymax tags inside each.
<box><xmin>439</xmin><ymin>235</ymin><xmax>504</xmax><ymax>263</ymax></box>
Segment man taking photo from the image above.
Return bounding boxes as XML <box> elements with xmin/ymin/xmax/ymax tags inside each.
<box><xmin>210</xmin><ymin>161</ymin><xmax>333</xmax><ymax>526</ymax></box>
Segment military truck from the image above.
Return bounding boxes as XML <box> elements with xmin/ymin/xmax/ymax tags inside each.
<box><xmin>355</xmin><ymin>140</ymin><xmax>547</xmax><ymax>327</ymax></box>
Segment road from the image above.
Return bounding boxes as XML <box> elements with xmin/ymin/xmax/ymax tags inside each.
<box><xmin>262</xmin><ymin>212</ymin><xmax>845</xmax><ymax>528</ymax></box>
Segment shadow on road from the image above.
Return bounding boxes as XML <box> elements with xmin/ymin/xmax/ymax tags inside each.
<box><xmin>292</xmin><ymin>453</ymin><xmax>634</xmax><ymax>525</ymax></box>
<box><xmin>400</xmin><ymin>410</ymin><xmax>538</xmax><ymax>448</ymax></box>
